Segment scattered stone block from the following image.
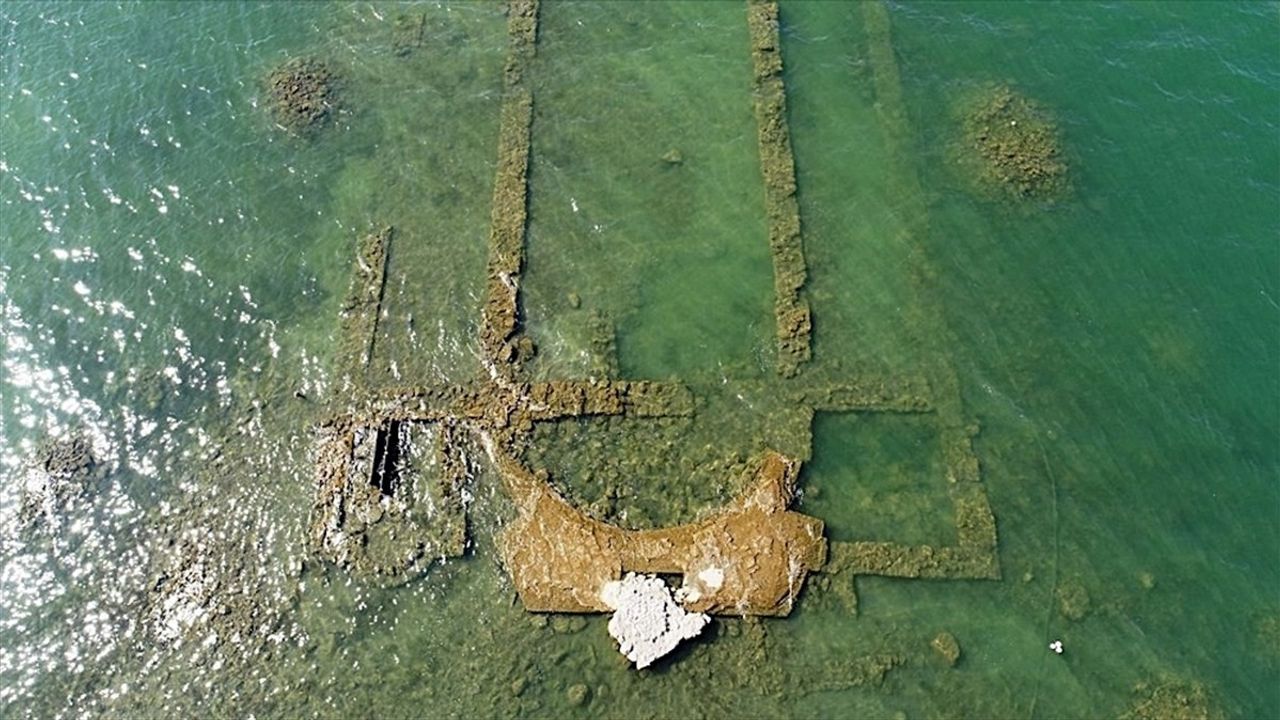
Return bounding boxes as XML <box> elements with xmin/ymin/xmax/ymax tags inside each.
<box><xmin>931</xmin><ymin>631</ymin><xmax>961</xmax><ymax>667</ymax></box>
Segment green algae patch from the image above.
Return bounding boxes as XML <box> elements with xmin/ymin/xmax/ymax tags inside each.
<box><xmin>391</xmin><ymin>11</ymin><xmax>427</xmax><ymax>57</ymax></box>
<box><xmin>1256</xmin><ymin>611</ymin><xmax>1280</xmax><ymax>664</ymax></box>
<box><xmin>1121</xmin><ymin>678</ymin><xmax>1223</xmax><ymax>720</ymax></box>
<box><xmin>264</xmin><ymin>57</ymin><xmax>341</xmax><ymax>136</ymax></box>
<box><xmin>930</xmin><ymin>631</ymin><xmax>961</xmax><ymax>667</ymax></box>
<box><xmin>959</xmin><ymin>84</ymin><xmax>1068</xmax><ymax>201</ymax></box>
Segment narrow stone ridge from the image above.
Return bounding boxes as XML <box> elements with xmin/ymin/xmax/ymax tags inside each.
<box><xmin>338</xmin><ymin>225</ymin><xmax>392</xmax><ymax>377</ymax></box>
<box><xmin>746</xmin><ymin>0</ymin><xmax>811</xmax><ymax>378</ymax></box>
<box><xmin>481</xmin><ymin>0</ymin><xmax>539</xmax><ymax>378</ymax></box>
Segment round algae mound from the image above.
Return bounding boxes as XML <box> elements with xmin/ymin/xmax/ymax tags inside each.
<box><xmin>959</xmin><ymin>84</ymin><xmax>1068</xmax><ymax>200</ymax></box>
<box><xmin>264</xmin><ymin>57</ymin><xmax>340</xmax><ymax>136</ymax></box>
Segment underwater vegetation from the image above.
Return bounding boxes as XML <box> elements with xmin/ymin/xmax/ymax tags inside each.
<box><xmin>960</xmin><ymin>84</ymin><xmax>1068</xmax><ymax>200</ymax></box>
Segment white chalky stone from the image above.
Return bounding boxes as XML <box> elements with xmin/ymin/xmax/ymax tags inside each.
<box><xmin>604</xmin><ymin>573</ymin><xmax>710</xmax><ymax>669</ymax></box>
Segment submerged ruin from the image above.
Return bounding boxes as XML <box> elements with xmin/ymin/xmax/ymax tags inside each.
<box><xmin>308</xmin><ymin>0</ymin><xmax>1001</xmax><ymax>668</ymax></box>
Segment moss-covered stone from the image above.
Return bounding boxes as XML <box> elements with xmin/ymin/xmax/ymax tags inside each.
<box><xmin>931</xmin><ymin>631</ymin><xmax>961</xmax><ymax>667</ymax></box>
<box><xmin>17</xmin><ymin>432</ymin><xmax>107</xmax><ymax>528</ymax></box>
<box><xmin>35</xmin><ymin>432</ymin><xmax>98</xmax><ymax>480</ymax></box>
<box><xmin>264</xmin><ymin>57</ymin><xmax>340</xmax><ymax>136</ymax></box>
<box><xmin>565</xmin><ymin>683</ymin><xmax>590</xmax><ymax>707</ymax></box>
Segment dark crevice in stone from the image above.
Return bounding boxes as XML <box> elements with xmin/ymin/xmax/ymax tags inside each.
<box><xmin>370</xmin><ymin>421</ymin><xmax>402</xmax><ymax>497</ymax></box>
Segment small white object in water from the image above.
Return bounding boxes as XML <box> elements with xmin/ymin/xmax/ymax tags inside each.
<box><xmin>602</xmin><ymin>573</ymin><xmax>709</xmax><ymax>670</ymax></box>
<box><xmin>1049</xmin><ymin>640</ymin><xmax>1064</xmax><ymax>655</ymax></box>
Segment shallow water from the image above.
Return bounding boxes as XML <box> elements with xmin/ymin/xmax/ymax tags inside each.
<box><xmin>1</xmin><ymin>1</ymin><xmax>1276</xmax><ymax>718</ymax></box>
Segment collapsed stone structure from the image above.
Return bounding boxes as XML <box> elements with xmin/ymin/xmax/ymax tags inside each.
<box><xmin>308</xmin><ymin>0</ymin><xmax>1001</xmax><ymax>666</ymax></box>
<box><xmin>17</xmin><ymin>431</ymin><xmax>107</xmax><ymax>529</ymax></box>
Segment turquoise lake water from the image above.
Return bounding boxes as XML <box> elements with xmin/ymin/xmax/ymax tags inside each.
<box><xmin>1</xmin><ymin>1</ymin><xmax>1277</xmax><ymax>718</ymax></box>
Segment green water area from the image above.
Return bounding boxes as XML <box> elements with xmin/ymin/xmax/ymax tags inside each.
<box><xmin>1</xmin><ymin>1</ymin><xmax>1276</xmax><ymax>718</ymax></box>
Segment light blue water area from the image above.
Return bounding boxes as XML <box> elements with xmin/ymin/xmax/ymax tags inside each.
<box><xmin>0</xmin><ymin>1</ymin><xmax>380</xmax><ymax>712</ymax></box>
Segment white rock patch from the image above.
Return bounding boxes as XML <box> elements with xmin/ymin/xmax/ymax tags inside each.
<box><xmin>602</xmin><ymin>573</ymin><xmax>710</xmax><ymax>669</ymax></box>
<box><xmin>675</xmin><ymin>566</ymin><xmax>725</xmax><ymax>605</ymax></box>
<box><xmin>697</xmin><ymin>567</ymin><xmax>724</xmax><ymax>590</ymax></box>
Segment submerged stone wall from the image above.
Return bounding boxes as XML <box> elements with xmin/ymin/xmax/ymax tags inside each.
<box><xmin>481</xmin><ymin>0</ymin><xmax>539</xmax><ymax>377</ymax></box>
<box><xmin>814</xmin><ymin>1</ymin><xmax>1000</xmax><ymax>604</ymax></box>
<box><xmin>746</xmin><ymin>1</ymin><xmax>812</xmax><ymax>379</ymax></box>
<box><xmin>336</xmin><ymin>225</ymin><xmax>391</xmax><ymax>378</ymax></box>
